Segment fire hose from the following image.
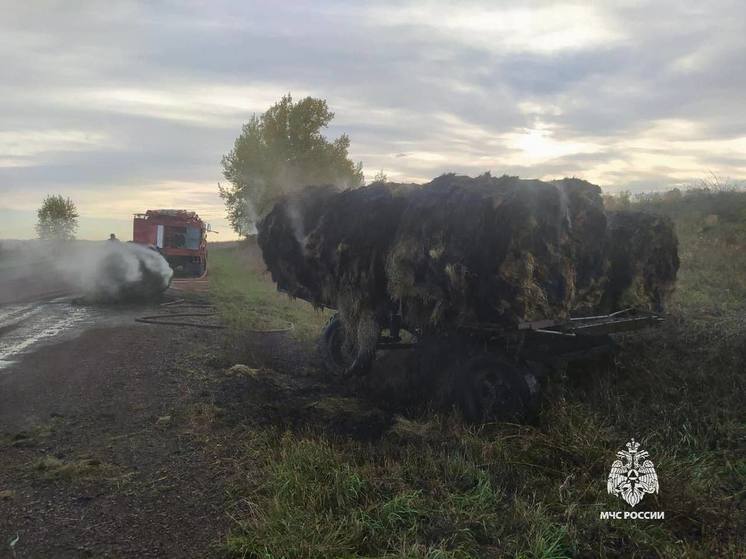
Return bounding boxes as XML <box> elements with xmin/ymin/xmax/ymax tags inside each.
<box><xmin>135</xmin><ymin>299</ymin><xmax>295</xmax><ymax>333</ymax></box>
<box><xmin>135</xmin><ymin>312</ymin><xmax>226</xmax><ymax>329</ymax></box>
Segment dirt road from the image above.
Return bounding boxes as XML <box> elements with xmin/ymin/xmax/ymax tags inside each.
<box><xmin>0</xmin><ymin>291</ymin><xmax>236</xmax><ymax>558</ymax></box>
<box><xmin>0</xmin><ymin>285</ymin><xmax>387</xmax><ymax>558</ymax></box>
<box><xmin>169</xmin><ymin>275</ymin><xmax>210</xmax><ymax>295</ymax></box>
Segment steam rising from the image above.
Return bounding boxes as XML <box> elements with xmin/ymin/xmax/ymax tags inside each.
<box><xmin>77</xmin><ymin>242</ymin><xmax>173</xmax><ymax>302</ymax></box>
<box><xmin>1</xmin><ymin>240</ymin><xmax>173</xmax><ymax>304</ymax></box>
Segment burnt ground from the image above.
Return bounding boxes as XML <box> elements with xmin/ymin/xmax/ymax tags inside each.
<box><xmin>0</xmin><ymin>295</ymin><xmax>395</xmax><ymax>559</ymax></box>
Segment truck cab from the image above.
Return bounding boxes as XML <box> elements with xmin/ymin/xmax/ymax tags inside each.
<box><xmin>133</xmin><ymin>210</ymin><xmax>208</xmax><ymax>276</ymax></box>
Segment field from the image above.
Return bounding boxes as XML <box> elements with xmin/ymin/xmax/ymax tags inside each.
<box><xmin>207</xmin><ymin>187</ymin><xmax>746</xmax><ymax>558</ymax></box>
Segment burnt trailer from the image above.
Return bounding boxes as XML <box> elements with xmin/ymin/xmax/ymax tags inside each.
<box><xmin>258</xmin><ymin>174</ymin><xmax>679</xmax><ymax>422</ymax></box>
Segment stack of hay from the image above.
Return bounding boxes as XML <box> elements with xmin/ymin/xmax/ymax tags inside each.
<box><xmin>386</xmin><ymin>174</ymin><xmax>609</xmax><ymax>327</ymax></box>
<box><xmin>258</xmin><ymin>174</ymin><xmax>678</xmax><ymax>333</ymax></box>
<box><xmin>600</xmin><ymin>211</ymin><xmax>679</xmax><ymax>313</ymax></box>
<box><xmin>258</xmin><ymin>184</ymin><xmax>340</xmax><ymax>305</ymax></box>
<box><xmin>258</xmin><ymin>182</ymin><xmax>415</xmax><ymax>333</ymax></box>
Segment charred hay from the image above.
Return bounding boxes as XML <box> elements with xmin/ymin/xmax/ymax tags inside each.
<box><xmin>387</xmin><ymin>174</ymin><xmax>609</xmax><ymax>327</ymax></box>
<box><xmin>600</xmin><ymin>210</ymin><xmax>679</xmax><ymax>313</ymax></box>
<box><xmin>258</xmin><ymin>185</ymin><xmax>339</xmax><ymax>305</ymax></box>
<box><xmin>258</xmin><ymin>174</ymin><xmax>679</xmax><ymax>335</ymax></box>
<box><xmin>259</xmin><ymin>182</ymin><xmax>414</xmax><ymax>311</ymax></box>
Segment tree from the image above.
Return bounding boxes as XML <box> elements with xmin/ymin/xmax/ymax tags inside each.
<box><xmin>220</xmin><ymin>94</ymin><xmax>364</xmax><ymax>235</ymax></box>
<box><xmin>36</xmin><ymin>195</ymin><xmax>78</xmax><ymax>241</ymax></box>
<box><xmin>372</xmin><ymin>169</ymin><xmax>388</xmax><ymax>183</ymax></box>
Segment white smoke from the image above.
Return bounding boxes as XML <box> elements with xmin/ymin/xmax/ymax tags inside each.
<box><xmin>0</xmin><ymin>240</ymin><xmax>173</xmax><ymax>304</ymax></box>
<box><xmin>70</xmin><ymin>241</ymin><xmax>173</xmax><ymax>302</ymax></box>
<box><xmin>553</xmin><ymin>181</ymin><xmax>573</xmax><ymax>229</ymax></box>
<box><xmin>284</xmin><ymin>196</ymin><xmax>307</xmax><ymax>249</ymax></box>
<box><xmin>240</xmin><ymin>196</ymin><xmax>259</xmax><ymax>236</ymax></box>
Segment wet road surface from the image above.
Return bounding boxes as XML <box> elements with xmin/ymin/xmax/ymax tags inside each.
<box><xmin>0</xmin><ymin>297</ymin><xmax>151</xmax><ymax>371</ymax></box>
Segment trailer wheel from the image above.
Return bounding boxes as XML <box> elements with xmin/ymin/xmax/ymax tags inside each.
<box><xmin>318</xmin><ymin>314</ymin><xmax>359</xmax><ymax>376</ymax></box>
<box><xmin>457</xmin><ymin>354</ymin><xmax>532</xmax><ymax>423</ymax></box>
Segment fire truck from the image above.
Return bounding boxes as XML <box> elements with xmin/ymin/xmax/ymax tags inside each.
<box><xmin>133</xmin><ymin>210</ymin><xmax>209</xmax><ymax>276</ymax></box>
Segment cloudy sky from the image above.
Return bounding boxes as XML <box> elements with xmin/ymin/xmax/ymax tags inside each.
<box><xmin>1</xmin><ymin>1</ymin><xmax>744</xmax><ymax>240</ymax></box>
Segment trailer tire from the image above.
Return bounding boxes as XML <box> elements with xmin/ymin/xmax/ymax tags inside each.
<box><xmin>457</xmin><ymin>354</ymin><xmax>532</xmax><ymax>423</ymax></box>
<box><xmin>318</xmin><ymin>314</ymin><xmax>360</xmax><ymax>376</ymax></box>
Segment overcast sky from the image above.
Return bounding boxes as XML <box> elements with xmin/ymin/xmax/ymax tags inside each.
<box><xmin>1</xmin><ymin>1</ymin><xmax>745</xmax><ymax>240</ymax></box>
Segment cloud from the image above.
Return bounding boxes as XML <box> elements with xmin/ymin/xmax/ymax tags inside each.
<box><xmin>1</xmin><ymin>0</ymin><xmax>745</xmax><ymax>240</ymax></box>
<box><xmin>0</xmin><ymin>129</ymin><xmax>112</xmax><ymax>168</ymax></box>
<box><xmin>364</xmin><ymin>2</ymin><xmax>623</xmax><ymax>54</ymax></box>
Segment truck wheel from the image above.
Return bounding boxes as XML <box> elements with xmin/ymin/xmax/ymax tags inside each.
<box><xmin>457</xmin><ymin>354</ymin><xmax>533</xmax><ymax>423</ymax></box>
<box><xmin>318</xmin><ymin>314</ymin><xmax>358</xmax><ymax>376</ymax></box>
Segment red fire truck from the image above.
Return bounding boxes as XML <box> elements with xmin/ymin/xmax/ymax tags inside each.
<box><xmin>133</xmin><ymin>210</ymin><xmax>209</xmax><ymax>276</ymax></box>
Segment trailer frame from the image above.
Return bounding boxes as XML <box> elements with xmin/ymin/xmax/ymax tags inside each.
<box><xmin>316</xmin><ymin>306</ymin><xmax>664</xmax><ymax>422</ymax></box>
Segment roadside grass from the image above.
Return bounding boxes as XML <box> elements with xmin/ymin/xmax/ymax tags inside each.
<box><xmin>225</xmin><ymin>430</ymin><xmax>576</xmax><ymax>559</ymax></box>
<box><xmin>218</xmin><ymin>189</ymin><xmax>746</xmax><ymax>558</ymax></box>
<box><xmin>29</xmin><ymin>455</ymin><xmax>125</xmax><ymax>482</ymax></box>
<box><xmin>2</xmin><ymin>420</ymin><xmax>132</xmax><ymax>484</ymax></box>
<box><xmin>0</xmin><ymin>417</ymin><xmax>64</xmax><ymax>449</ymax></box>
<box><xmin>208</xmin><ymin>241</ymin><xmax>328</xmax><ymax>340</ymax></box>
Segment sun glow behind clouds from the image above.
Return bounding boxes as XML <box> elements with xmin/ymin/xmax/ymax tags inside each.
<box><xmin>503</xmin><ymin>126</ymin><xmax>599</xmax><ymax>165</ymax></box>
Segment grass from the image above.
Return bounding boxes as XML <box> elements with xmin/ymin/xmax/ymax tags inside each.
<box><xmin>0</xmin><ymin>417</ymin><xmax>64</xmax><ymax>449</ymax></box>
<box><xmin>224</xmin><ymin>427</ymin><xmax>582</xmax><ymax>558</ymax></box>
<box><xmin>208</xmin><ymin>240</ymin><xmax>328</xmax><ymax>340</ymax></box>
<box><xmin>29</xmin><ymin>455</ymin><xmax>124</xmax><ymax>481</ymax></box>
<box><xmin>214</xmin><ymin>189</ymin><xmax>746</xmax><ymax>558</ymax></box>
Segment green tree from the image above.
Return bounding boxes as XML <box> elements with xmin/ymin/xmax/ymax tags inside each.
<box><xmin>220</xmin><ymin>94</ymin><xmax>364</xmax><ymax>235</ymax></box>
<box><xmin>372</xmin><ymin>169</ymin><xmax>388</xmax><ymax>183</ymax></box>
<box><xmin>36</xmin><ymin>195</ymin><xmax>79</xmax><ymax>241</ymax></box>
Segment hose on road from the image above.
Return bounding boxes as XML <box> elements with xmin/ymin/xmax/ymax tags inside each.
<box><xmin>135</xmin><ymin>298</ymin><xmax>295</xmax><ymax>333</ymax></box>
<box><xmin>135</xmin><ymin>312</ymin><xmax>226</xmax><ymax>329</ymax></box>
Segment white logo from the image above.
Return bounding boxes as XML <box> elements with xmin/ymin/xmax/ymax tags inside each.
<box><xmin>607</xmin><ymin>438</ymin><xmax>659</xmax><ymax>507</ymax></box>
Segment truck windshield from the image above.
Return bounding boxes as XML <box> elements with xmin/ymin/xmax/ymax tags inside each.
<box><xmin>185</xmin><ymin>226</ymin><xmax>201</xmax><ymax>249</ymax></box>
<box><xmin>163</xmin><ymin>225</ymin><xmax>201</xmax><ymax>249</ymax></box>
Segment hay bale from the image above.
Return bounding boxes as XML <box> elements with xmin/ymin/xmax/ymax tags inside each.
<box><xmin>258</xmin><ymin>183</ymin><xmax>414</xmax><ymax>309</ymax></box>
<box><xmin>258</xmin><ymin>184</ymin><xmax>339</xmax><ymax>304</ymax></box>
<box><xmin>83</xmin><ymin>242</ymin><xmax>172</xmax><ymax>303</ymax></box>
<box><xmin>387</xmin><ymin>174</ymin><xmax>608</xmax><ymax>327</ymax></box>
<box><xmin>552</xmin><ymin>178</ymin><xmax>610</xmax><ymax>314</ymax></box>
<box><xmin>600</xmin><ymin>210</ymin><xmax>679</xmax><ymax>312</ymax></box>
<box><xmin>258</xmin><ymin>174</ymin><xmax>678</xmax><ymax>341</ymax></box>
<box><xmin>303</xmin><ymin>182</ymin><xmax>415</xmax><ymax>314</ymax></box>
<box><xmin>258</xmin><ymin>182</ymin><xmax>415</xmax><ymax>361</ymax></box>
